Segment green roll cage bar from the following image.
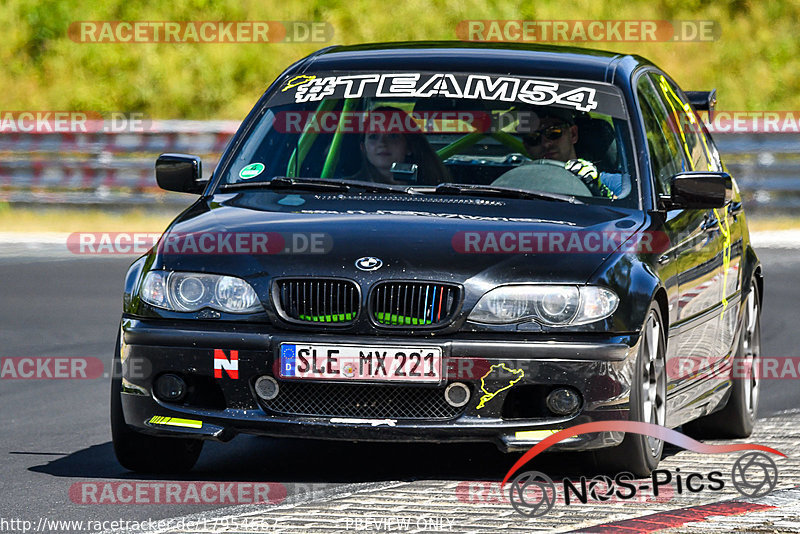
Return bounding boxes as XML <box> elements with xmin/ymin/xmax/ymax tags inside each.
<box><xmin>285</xmin><ymin>99</ymin><xmax>528</xmax><ymax>177</ymax></box>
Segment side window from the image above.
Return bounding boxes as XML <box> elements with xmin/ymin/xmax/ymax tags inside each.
<box><xmin>636</xmin><ymin>74</ymin><xmax>687</xmax><ymax>195</ymax></box>
<box><xmin>650</xmin><ymin>73</ymin><xmax>715</xmax><ymax>172</ymax></box>
<box><xmin>697</xmin><ymin>120</ymin><xmax>724</xmax><ymax>172</ymax></box>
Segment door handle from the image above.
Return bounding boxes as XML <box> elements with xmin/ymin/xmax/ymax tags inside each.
<box><xmin>702</xmin><ymin>213</ymin><xmax>719</xmax><ymax>231</ymax></box>
<box><xmin>728</xmin><ymin>201</ymin><xmax>743</xmax><ymax>220</ymax></box>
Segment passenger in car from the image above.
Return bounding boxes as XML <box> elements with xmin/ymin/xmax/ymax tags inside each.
<box><xmin>349</xmin><ymin>106</ymin><xmax>450</xmax><ymax>185</ymax></box>
<box><xmin>520</xmin><ymin>108</ymin><xmax>629</xmax><ymax>198</ymax></box>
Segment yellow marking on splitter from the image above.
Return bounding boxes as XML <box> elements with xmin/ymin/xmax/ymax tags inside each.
<box><xmin>514</xmin><ymin>430</ymin><xmax>558</xmax><ymax>441</ymax></box>
<box><xmin>148</xmin><ymin>416</ymin><xmax>202</xmax><ymax>429</ymax></box>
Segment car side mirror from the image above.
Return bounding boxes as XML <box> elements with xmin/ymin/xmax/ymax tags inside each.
<box><xmin>155</xmin><ymin>153</ymin><xmax>208</xmax><ymax>194</ymax></box>
<box><xmin>661</xmin><ymin>171</ymin><xmax>732</xmax><ymax>209</ymax></box>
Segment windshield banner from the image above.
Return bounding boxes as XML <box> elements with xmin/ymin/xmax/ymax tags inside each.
<box><xmin>269</xmin><ymin>72</ymin><xmax>627</xmax><ymax>118</ymax></box>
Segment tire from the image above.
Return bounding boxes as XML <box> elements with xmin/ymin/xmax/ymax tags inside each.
<box><xmin>110</xmin><ymin>331</ymin><xmax>203</xmax><ymax>473</ymax></box>
<box><xmin>683</xmin><ymin>282</ymin><xmax>760</xmax><ymax>439</ymax></box>
<box><xmin>593</xmin><ymin>303</ymin><xmax>667</xmax><ymax>477</ymax></box>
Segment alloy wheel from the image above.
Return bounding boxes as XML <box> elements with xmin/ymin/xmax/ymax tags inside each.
<box><xmin>742</xmin><ymin>288</ymin><xmax>761</xmax><ymax>418</ymax></box>
<box><xmin>641</xmin><ymin>311</ymin><xmax>666</xmax><ymax>456</ymax></box>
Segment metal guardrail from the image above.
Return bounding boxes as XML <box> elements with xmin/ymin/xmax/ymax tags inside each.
<box><xmin>713</xmin><ymin>134</ymin><xmax>800</xmax><ymax>210</ymax></box>
<box><xmin>0</xmin><ymin>124</ymin><xmax>797</xmax><ymax>211</ymax></box>
<box><xmin>0</xmin><ymin>121</ymin><xmax>237</xmax><ymax>210</ymax></box>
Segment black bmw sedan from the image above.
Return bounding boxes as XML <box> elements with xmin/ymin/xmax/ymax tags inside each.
<box><xmin>112</xmin><ymin>42</ymin><xmax>763</xmax><ymax>476</ymax></box>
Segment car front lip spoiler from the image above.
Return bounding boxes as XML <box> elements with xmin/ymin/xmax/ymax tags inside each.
<box><xmin>122</xmin><ymin>395</ymin><xmax>627</xmax><ymax>453</ymax></box>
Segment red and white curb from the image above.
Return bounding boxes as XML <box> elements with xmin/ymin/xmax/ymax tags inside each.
<box><xmin>87</xmin><ymin>410</ymin><xmax>798</xmax><ymax>533</ymax></box>
<box><xmin>575</xmin><ymin>485</ymin><xmax>800</xmax><ymax>533</ymax></box>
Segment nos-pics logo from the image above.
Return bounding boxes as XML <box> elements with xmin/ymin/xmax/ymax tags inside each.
<box><xmin>502</xmin><ymin>421</ymin><xmax>783</xmax><ymax>517</ymax></box>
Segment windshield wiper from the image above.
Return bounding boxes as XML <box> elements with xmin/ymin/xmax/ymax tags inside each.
<box><xmin>312</xmin><ymin>178</ymin><xmax>416</xmax><ymax>194</ymax></box>
<box><xmin>430</xmin><ymin>183</ymin><xmax>584</xmax><ymax>204</ymax></box>
<box><xmin>221</xmin><ymin>177</ymin><xmax>349</xmax><ymax>192</ymax></box>
<box><xmin>220</xmin><ymin>177</ymin><xmax>415</xmax><ymax>194</ymax></box>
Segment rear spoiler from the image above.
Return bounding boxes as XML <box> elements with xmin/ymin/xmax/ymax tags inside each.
<box><xmin>685</xmin><ymin>89</ymin><xmax>717</xmax><ymax>120</ymax></box>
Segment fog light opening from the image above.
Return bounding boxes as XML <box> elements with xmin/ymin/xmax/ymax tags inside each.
<box><xmin>154</xmin><ymin>373</ymin><xmax>186</xmax><ymax>402</ymax></box>
<box><xmin>255</xmin><ymin>376</ymin><xmax>280</xmax><ymax>401</ymax></box>
<box><xmin>546</xmin><ymin>387</ymin><xmax>582</xmax><ymax>416</ymax></box>
<box><xmin>444</xmin><ymin>382</ymin><xmax>470</xmax><ymax>408</ymax></box>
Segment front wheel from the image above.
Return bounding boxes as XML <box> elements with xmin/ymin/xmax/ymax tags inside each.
<box><xmin>593</xmin><ymin>303</ymin><xmax>667</xmax><ymax>476</ymax></box>
<box><xmin>683</xmin><ymin>282</ymin><xmax>760</xmax><ymax>438</ymax></box>
<box><xmin>110</xmin><ymin>332</ymin><xmax>203</xmax><ymax>473</ymax></box>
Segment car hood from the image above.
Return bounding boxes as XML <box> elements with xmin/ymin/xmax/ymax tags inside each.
<box><xmin>155</xmin><ymin>192</ymin><xmax>645</xmax><ymax>287</ymax></box>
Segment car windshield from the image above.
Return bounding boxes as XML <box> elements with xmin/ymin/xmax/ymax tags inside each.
<box><xmin>218</xmin><ymin>71</ymin><xmax>637</xmax><ymax>206</ymax></box>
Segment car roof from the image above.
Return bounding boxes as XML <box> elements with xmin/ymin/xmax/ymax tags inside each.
<box><xmin>297</xmin><ymin>41</ymin><xmax>653</xmax><ymax>85</ymax></box>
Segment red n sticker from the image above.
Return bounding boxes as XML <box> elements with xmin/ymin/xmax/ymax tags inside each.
<box><xmin>214</xmin><ymin>349</ymin><xmax>239</xmax><ymax>379</ymax></box>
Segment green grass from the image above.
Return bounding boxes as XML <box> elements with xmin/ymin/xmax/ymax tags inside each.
<box><xmin>0</xmin><ymin>207</ymin><xmax>174</xmax><ymax>232</ymax></box>
<box><xmin>1</xmin><ymin>0</ymin><xmax>799</xmax><ymax>119</ymax></box>
<box><xmin>747</xmin><ymin>216</ymin><xmax>800</xmax><ymax>232</ymax></box>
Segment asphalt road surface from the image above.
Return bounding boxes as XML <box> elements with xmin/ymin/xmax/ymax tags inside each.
<box><xmin>0</xmin><ymin>247</ymin><xmax>798</xmax><ymax>531</ymax></box>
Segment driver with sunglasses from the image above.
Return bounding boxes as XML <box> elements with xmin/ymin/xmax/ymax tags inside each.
<box><xmin>521</xmin><ymin>108</ymin><xmax>618</xmax><ymax>199</ymax></box>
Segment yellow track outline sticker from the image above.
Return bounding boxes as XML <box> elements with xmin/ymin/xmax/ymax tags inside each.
<box><xmin>657</xmin><ymin>75</ymin><xmax>694</xmax><ymax>165</ymax></box>
<box><xmin>658</xmin><ymin>75</ymin><xmax>732</xmax><ymax>320</ymax></box>
<box><xmin>282</xmin><ymin>75</ymin><xmax>316</xmax><ymax>92</ymax></box>
<box><xmin>476</xmin><ymin>363</ymin><xmax>525</xmax><ymax>409</ymax></box>
<box><xmin>148</xmin><ymin>416</ymin><xmax>202</xmax><ymax>429</ymax></box>
<box><xmin>714</xmin><ymin>206</ymin><xmax>732</xmax><ymax>319</ymax></box>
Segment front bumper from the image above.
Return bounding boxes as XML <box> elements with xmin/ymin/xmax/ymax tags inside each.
<box><xmin>118</xmin><ymin>318</ymin><xmax>639</xmax><ymax>452</ymax></box>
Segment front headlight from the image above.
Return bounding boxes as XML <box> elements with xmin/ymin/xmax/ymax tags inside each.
<box><xmin>141</xmin><ymin>271</ymin><xmax>263</xmax><ymax>314</ymax></box>
<box><xmin>468</xmin><ymin>285</ymin><xmax>618</xmax><ymax>326</ymax></box>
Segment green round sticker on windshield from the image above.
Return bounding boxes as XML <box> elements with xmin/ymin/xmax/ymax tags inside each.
<box><xmin>239</xmin><ymin>163</ymin><xmax>265</xmax><ymax>180</ymax></box>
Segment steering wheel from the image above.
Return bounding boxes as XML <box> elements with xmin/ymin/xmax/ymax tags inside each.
<box><xmin>491</xmin><ymin>159</ymin><xmax>592</xmax><ymax>197</ymax></box>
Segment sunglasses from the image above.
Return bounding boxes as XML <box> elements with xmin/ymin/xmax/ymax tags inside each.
<box><xmin>522</xmin><ymin>124</ymin><xmax>568</xmax><ymax>145</ymax></box>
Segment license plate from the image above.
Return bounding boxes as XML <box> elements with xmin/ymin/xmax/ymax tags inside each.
<box><xmin>279</xmin><ymin>343</ymin><xmax>442</xmax><ymax>383</ymax></box>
